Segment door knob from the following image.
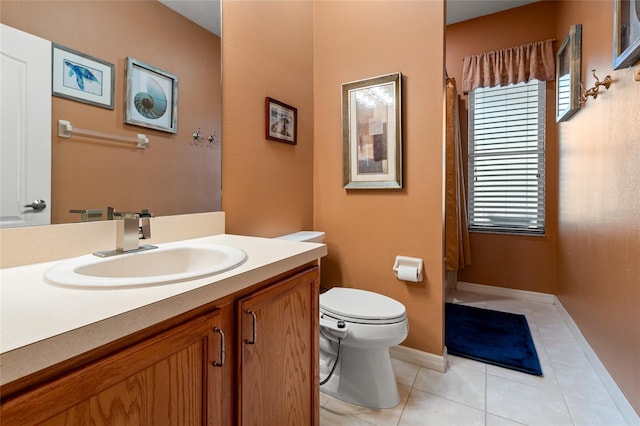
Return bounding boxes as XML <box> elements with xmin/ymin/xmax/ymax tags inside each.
<box><xmin>24</xmin><ymin>199</ymin><xmax>47</xmax><ymax>211</ymax></box>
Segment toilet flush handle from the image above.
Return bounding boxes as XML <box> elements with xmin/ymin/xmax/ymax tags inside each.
<box><xmin>320</xmin><ymin>315</ymin><xmax>348</xmax><ymax>339</ymax></box>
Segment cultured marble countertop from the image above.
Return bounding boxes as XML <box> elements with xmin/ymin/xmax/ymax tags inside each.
<box><xmin>0</xmin><ymin>234</ymin><xmax>327</xmax><ymax>385</ymax></box>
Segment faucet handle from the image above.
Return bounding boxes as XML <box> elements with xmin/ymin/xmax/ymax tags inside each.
<box><xmin>113</xmin><ymin>211</ymin><xmax>140</xmax><ymax>220</ymax></box>
<box><xmin>139</xmin><ymin>209</ymin><xmax>154</xmax><ymax>218</ymax></box>
<box><xmin>138</xmin><ymin>209</ymin><xmax>153</xmax><ymax>240</ymax></box>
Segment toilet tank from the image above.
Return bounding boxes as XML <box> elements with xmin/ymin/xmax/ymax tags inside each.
<box><xmin>276</xmin><ymin>231</ymin><xmax>325</xmax><ymax>243</ymax></box>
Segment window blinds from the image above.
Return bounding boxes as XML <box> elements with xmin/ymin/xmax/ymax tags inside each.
<box><xmin>468</xmin><ymin>80</ymin><xmax>545</xmax><ymax>235</ymax></box>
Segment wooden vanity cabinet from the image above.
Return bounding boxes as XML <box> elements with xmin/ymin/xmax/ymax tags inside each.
<box><xmin>0</xmin><ymin>263</ymin><xmax>320</xmax><ymax>426</ymax></box>
<box><xmin>238</xmin><ymin>265</ymin><xmax>320</xmax><ymax>426</ymax></box>
<box><xmin>1</xmin><ymin>309</ymin><xmax>227</xmax><ymax>425</ymax></box>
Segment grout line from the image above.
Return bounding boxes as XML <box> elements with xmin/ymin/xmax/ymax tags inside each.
<box><xmin>396</xmin><ymin>386</ymin><xmax>412</xmax><ymax>426</ymax></box>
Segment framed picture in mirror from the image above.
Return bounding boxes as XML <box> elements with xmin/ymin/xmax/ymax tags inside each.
<box><xmin>341</xmin><ymin>72</ymin><xmax>403</xmax><ymax>189</ymax></box>
<box><xmin>125</xmin><ymin>57</ymin><xmax>178</xmax><ymax>133</ymax></box>
<box><xmin>556</xmin><ymin>24</ymin><xmax>582</xmax><ymax>123</ymax></box>
<box><xmin>613</xmin><ymin>0</ymin><xmax>640</xmax><ymax>69</ymax></box>
<box><xmin>52</xmin><ymin>43</ymin><xmax>115</xmax><ymax>110</ymax></box>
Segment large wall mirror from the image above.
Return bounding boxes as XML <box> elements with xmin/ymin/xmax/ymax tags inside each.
<box><xmin>0</xmin><ymin>0</ymin><xmax>221</xmax><ymax>227</ymax></box>
<box><xmin>556</xmin><ymin>24</ymin><xmax>582</xmax><ymax>122</ymax></box>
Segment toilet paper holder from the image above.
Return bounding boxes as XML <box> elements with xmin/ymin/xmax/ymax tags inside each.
<box><xmin>392</xmin><ymin>255</ymin><xmax>423</xmax><ymax>282</ymax></box>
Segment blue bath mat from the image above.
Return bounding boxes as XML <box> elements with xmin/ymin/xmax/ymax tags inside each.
<box><xmin>445</xmin><ymin>303</ymin><xmax>542</xmax><ymax>376</ymax></box>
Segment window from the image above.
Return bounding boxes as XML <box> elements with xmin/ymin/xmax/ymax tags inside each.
<box><xmin>468</xmin><ymin>80</ymin><xmax>545</xmax><ymax>235</ymax></box>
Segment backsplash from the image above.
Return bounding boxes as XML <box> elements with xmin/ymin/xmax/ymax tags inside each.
<box><xmin>0</xmin><ymin>212</ymin><xmax>225</xmax><ymax>268</ymax></box>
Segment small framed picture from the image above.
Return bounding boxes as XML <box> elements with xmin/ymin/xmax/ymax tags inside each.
<box><xmin>125</xmin><ymin>57</ymin><xmax>178</xmax><ymax>134</ymax></box>
<box><xmin>265</xmin><ymin>97</ymin><xmax>297</xmax><ymax>145</ymax></box>
<box><xmin>342</xmin><ymin>72</ymin><xmax>403</xmax><ymax>189</ymax></box>
<box><xmin>613</xmin><ymin>0</ymin><xmax>640</xmax><ymax>69</ymax></box>
<box><xmin>52</xmin><ymin>43</ymin><xmax>115</xmax><ymax>109</ymax></box>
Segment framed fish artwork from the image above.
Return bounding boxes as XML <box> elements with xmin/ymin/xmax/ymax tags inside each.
<box><xmin>52</xmin><ymin>43</ymin><xmax>115</xmax><ymax>109</ymax></box>
<box><xmin>125</xmin><ymin>57</ymin><xmax>178</xmax><ymax>134</ymax></box>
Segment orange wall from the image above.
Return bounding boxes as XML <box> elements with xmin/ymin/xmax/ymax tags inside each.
<box><xmin>555</xmin><ymin>0</ymin><xmax>640</xmax><ymax>414</ymax></box>
<box><xmin>2</xmin><ymin>1</ymin><xmax>221</xmax><ymax>223</ymax></box>
<box><xmin>221</xmin><ymin>0</ymin><xmax>314</xmax><ymax>237</ymax></box>
<box><xmin>446</xmin><ymin>1</ymin><xmax>559</xmax><ymax>294</ymax></box>
<box><xmin>314</xmin><ymin>1</ymin><xmax>446</xmax><ymax>354</ymax></box>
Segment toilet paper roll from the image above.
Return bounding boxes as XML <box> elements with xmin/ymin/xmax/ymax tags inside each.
<box><xmin>396</xmin><ymin>265</ymin><xmax>419</xmax><ymax>282</ymax></box>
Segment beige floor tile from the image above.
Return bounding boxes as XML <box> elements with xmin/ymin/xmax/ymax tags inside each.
<box><xmin>413</xmin><ymin>362</ymin><xmax>485</xmax><ymax>410</ymax></box>
<box><xmin>555</xmin><ymin>364</ymin><xmax>617</xmax><ymax>408</ymax></box>
<box><xmin>564</xmin><ymin>395</ymin><xmax>629</xmax><ymax>426</ymax></box>
<box><xmin>486</xmin><ymin>413</ymin><xmax>526</xmax><ymax>425</ymax></box>
<box><xmin>398</xmin><ymin>388</ymin><xmax>484</xmax><ymax>426</ymax></box>
<box><xmin>391</xmin><ymin>358</ymin><xmax>419</xmax><ymax>387</ymax></box>
<box><xmin>486</xmin><ymin>374</ymin><xmax>573</xmax><ymax>426</ymax></box>
<box><xmin>320</xmin><ymin>408</ymin><xmax>376</xmax><ymax>426</ymax></box>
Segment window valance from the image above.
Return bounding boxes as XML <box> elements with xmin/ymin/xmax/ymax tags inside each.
<box><xmin>462</xmin><ymin>39</ymin><xmax>555</xmax><ymax>93</ymax></box>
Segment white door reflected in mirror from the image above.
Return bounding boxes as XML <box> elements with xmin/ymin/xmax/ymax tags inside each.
<box><xmin>0</xmin><ymin>24</ymin><xmax>51</xmax><ymax>228</ymax></box>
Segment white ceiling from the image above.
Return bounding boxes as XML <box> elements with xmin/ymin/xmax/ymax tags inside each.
<box><xmin>158</xmin><ymin>0</ymin><xmax>221</xmax><ymax>36</ymax></box>
<box><xmin>159</xmin><ymin>0</ymin><xmax>540</xmax><ymax>37</ymax></box>
<box><xmin>447</xmin><ymin>0</ymin><xmax>540</xmax><ymax>25</ymax></box>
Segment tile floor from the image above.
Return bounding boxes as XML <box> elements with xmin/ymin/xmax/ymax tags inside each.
<box><xmin>319</xmin><ymin>289</ymin><xmax>632</xmax><ymax>426</ymax></box>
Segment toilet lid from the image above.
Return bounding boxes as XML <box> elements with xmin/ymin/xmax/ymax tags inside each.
<box><xmin>320</xmin><ymin>287</ymin><xmax>406</xmax><ymax>323</ymax></box>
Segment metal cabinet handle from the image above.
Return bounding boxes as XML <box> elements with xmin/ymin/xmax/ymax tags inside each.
<box><xmin>24</xmin><ymin>199</ymin><xmax>47</xmax><ymax>211</ymax></box>
<box><xmin>245</xmin><ymin>310</ymin><xmax>257</xmax><ymax>345</ymax></box>
<box><xmin>212</xmin><ymin>327</ymin><xmax>225</xmax><ymax>367</ymax></box>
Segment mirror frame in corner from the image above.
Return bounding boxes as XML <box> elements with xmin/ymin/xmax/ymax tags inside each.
<box><xmin>556</xmin><ymin>24</ymin><xmax>582</xmax><ymax>123</ymax></box>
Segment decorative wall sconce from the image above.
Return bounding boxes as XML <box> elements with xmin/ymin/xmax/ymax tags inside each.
<box><xmin>580</xmin><ymin>69</ymin><xmax>612</xmax><ymax>104</ymax></box>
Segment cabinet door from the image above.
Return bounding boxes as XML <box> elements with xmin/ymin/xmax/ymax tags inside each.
<box><xmin>238</xmin><ymin>266</ymin><xmax>319</xmax><ymax>426</ymax></box>
<box><xmin>1</xmin><ymin>310</ymin><xmax>226</xmax><ymax>426</ymax></box>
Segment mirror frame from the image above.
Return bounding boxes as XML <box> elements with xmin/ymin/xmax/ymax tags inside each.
<box><xmin>556</xmin><ymin>24</ymin><xmax>582</xmax><ymax>123</ymax></box>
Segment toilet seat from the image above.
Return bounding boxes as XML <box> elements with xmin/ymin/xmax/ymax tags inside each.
<box><xmin>320</xmin><ymin>287</ymin><xmax>407</xmax><ymax>325</ymax></box>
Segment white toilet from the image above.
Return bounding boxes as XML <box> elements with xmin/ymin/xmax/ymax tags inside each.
<box><xmin>275</xmin><ymin>231</ymin><xmax>409</xmax><ymax>409</ymax></box>
<box><xmin>319</xmin><ymin>287</ymin><xmax>409</xmax><ymax>409</ymax></box>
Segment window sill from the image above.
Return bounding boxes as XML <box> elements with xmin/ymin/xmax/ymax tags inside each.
<box><xmin>468</xmin><ymin>227</ymin><xmax>546</xmax><ymax>237</ymax></box>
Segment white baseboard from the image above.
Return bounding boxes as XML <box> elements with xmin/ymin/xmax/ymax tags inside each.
<box><xmin>390</xmin><ymin>345</ymin><xmax>447</xmax><ymax>373</ymax></box>
<box><xmin>555</xmin><ymin>297</ymin><xmax>640</xmax><ymax>426</ymax></box>
<box><xmin>456</xmin><ymin>281</ymin><xmax>556</xmax><ymax>304</ymax></box>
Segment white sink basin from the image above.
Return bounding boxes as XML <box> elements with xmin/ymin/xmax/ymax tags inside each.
<box><xmin>44</xmin><ymin>243</ymin><xmax>248</xmax><ymax>288</ymax></box>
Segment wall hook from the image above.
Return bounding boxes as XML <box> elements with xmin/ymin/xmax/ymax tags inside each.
<box><xmin>207</xmin><ymin>131</ymin><xmax>218</xmax><ymax>147</ymax></box>
<box><xmin>192</xmin><ymin>128</ymin><xmax>203</xmax><ymax>144</ymax></box>
<box><xmin>580</xmin><ymin>69</ymin><xmax>612</xmax><ymax>105</ymax></box>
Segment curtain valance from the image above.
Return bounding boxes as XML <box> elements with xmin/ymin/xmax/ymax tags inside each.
<box><xmin>462</xmin><ymin>39</ymin><xmax>555</xmax><ymax>93</ymax></box>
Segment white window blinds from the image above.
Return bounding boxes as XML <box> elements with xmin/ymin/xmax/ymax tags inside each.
<box><xmin>468</xmin><ymin>79</ymin><xmax>545</xmax><ymax>235</ymax></box>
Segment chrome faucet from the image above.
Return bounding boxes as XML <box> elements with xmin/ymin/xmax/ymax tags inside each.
<box><xmin>94</xmin><ymin>209</ymin><xmax>157</xmax><ymax>257</ymax></box>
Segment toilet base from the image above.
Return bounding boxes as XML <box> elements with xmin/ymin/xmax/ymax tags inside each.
<box><xmin>320</xmin><ymin>345</ymin><xmax>400</xmax><ymax>409</ymax></box>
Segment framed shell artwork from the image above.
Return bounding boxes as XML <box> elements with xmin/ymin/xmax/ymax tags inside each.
<box><xmin>125</xmin><ymin>57</ymin><xmax>178</xmax><ymax>133</ymax></box>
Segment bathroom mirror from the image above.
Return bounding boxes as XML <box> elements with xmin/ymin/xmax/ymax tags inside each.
<box><xmin>0</xmin><ymin>1</ymin><xmax>221</xmax><ymax>226</ymax></box>
<box><xmin>556</xmin><ymin>24</ymin><xmax>582</xmax><ymax>122</ymax></box>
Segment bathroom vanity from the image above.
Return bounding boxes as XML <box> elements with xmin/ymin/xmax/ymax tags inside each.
<box><xmin>0</xmin><ymin>234</ymin><xmax>326</xmax><ymax>425</ymax></box>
